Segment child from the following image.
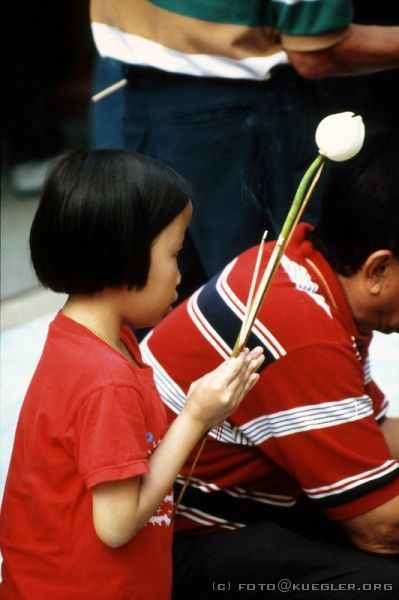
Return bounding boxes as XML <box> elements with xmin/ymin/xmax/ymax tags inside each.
<box><xmin>0</xmin><ymin>150</ymin><xmax>264</xmax><ymax>599</ymax></box>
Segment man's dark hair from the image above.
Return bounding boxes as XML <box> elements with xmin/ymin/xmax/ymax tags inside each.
<box><xmin>30</xmin><ymin>150</ymin><xmax>191</xmax><ymax>293</ymax></box>
<box><xmin>308</xmin><ymin>139</ymin><xmax>399</xmax><ymax>275</ymax></box>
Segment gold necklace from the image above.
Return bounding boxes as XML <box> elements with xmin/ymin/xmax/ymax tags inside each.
<box><xmin>84</xmin><ymin>324</ymin><xmax>139</xmax><ymax>368</ymax></box>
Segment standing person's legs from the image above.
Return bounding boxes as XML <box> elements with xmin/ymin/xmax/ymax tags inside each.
<box><xmin>123</xmin><ymin>69</ymin><xmax>270</xmax><ymax>300</ymax></box>
<box><xmin>123</xmin><ymin>67</ymin><xmax>324</xmax><ymax>300</ymax></box>
<box><xmin>173</xmin><ymin>523</ymin><xmax>399</xmax><ymax>600</ymax></box>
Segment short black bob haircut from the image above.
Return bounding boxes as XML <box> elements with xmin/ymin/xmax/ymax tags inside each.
<box><xmin>30</xmin><ymin>150</ymin><xmax>192</xmax><ymax>294</ymax></box>
<box><xmin>307</xmin><ymin>138</ymin><xmax>399</xmax><ymax>276</ymax></box>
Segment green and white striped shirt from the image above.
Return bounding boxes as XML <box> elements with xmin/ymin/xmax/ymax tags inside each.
<box><xmin>91</xmin><ymin>0</ymin><xmax>353</xmax><ymax>80</ymax></box>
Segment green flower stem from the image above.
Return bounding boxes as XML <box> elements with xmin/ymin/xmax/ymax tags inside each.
<box><xmin>281</xmin><ymin>154</ymin><xmax>324</xmax><ymax>240</ymax></box>
<box><xmin>176</xmin><ymin>153</ymin><xmax>326</xmax><ymax>513</ymax></box>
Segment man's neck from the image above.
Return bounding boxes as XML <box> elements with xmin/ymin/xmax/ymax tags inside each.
<box><xmin>336</xmin><ymin>273</ymin><xmax>371</xmax><ymax>335</ymax></box>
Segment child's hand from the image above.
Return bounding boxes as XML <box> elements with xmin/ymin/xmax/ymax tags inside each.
<box><xmin>183</xmin><ymin>347</ymin><xmax>264</xmax><ymax>432</ymax></box>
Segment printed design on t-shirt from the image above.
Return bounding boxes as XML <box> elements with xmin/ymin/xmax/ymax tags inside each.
<box><xmin>147</xmin><ymin>435</ymin><xmax>160</xmax><ymax>455</ymax></box>
<box><xmin>148</xmin><ymin>492</ymin><xmax>174</xmax><ymax>527</ymax></box>
<box><xmin>146</xmin><ymin>436</ymin><xmax>173</xmax><ymax>527</ymax></box>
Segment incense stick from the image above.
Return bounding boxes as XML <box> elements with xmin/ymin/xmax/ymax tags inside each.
<box><xmin>91</xmin><ymin>78</ymin><xmax>128</xmax><ymax>102</ymax></box>
<box><xmin>172</xmin><ymin>433</ymin><xmax>208</xmax><ymax>518</ymax></box>
<box><xmin>173</xmin><ymin>155</ymin><xmax>325</xmax><ymax>515</ymax></box>
<box><xmin>241</xmin><ymin>230</ymin><xmax>268</xmax><ymax>334</ymax></box>
<box><xmin>214</xmin><ymin>234</ymin><xmax>267</xmax><ymax>442</ymax></box>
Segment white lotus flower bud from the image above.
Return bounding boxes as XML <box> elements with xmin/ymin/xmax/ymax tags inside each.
<box><xmin>315</xmin><ymin>112</ymin><xmax>365</xmax><ymax>162</ymax></box>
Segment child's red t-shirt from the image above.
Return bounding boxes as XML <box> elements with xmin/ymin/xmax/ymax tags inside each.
<box><xmin>0</xmin><ymin>313</ymin><xmax>173</xmax><ymax>599</ymax></box>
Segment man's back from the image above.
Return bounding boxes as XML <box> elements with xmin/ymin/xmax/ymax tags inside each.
<box><xmin>141</xmin><ymin>223</ymin><xmax>398</xmax><ymax>535</ymax></box>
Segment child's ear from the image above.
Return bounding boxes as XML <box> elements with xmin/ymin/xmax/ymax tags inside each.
<box><xmin>361</xmin><ymin>250</ymin><xmax>393</xmax><ymax>295</ymax></box>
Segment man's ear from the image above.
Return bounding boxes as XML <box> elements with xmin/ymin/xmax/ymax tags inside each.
<box><xmin>361</xmin><ymin>250</ymin><xmax>393</xmax><ymax>295</ymax></box>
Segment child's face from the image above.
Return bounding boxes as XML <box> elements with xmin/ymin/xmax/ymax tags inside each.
<box><xmin>121</xmin><ymin>202</ymin><xmax>192</xmax><ymax>327</ymax></box>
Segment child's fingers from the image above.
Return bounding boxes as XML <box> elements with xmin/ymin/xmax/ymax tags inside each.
<box><xmin>243</xmin><ymin>372</ymin><xmax>261</xmax><ymax>394</ymax></box>
<box><xmin>216</xmin><ymin>354</ymin><xmax>245</xmax><ymax>384</ymax></box>
<box><xmin>234</xmin><ymin>348</ymin><xmax>264</xmax><ymax>379</ymax></box>
<box><xmin>223</xmin><ymin>347</ymin><xmax>264</xmax><ymax>380</ymax></box>
<box><xmin>192</xmin><ymin>347</ymin><xmax>264</xmax><ymax>407</ymax></box>
<box><xmin>234</xmin><ymin>354</ymin><xmax>264</xmax><ymax>394</ymax></box>
<box><xmin>185</xmin><ymin>348</ymin><xmax>263</xmax><ymax>431</ymax></box>
<box><xmin>245</xmin><ymin>346</ymin><xmax>264</xmax><ymax>359</ymax></box>
<box><xmin>219</xmin><ymin>350</ymin><xmax>264</xmax><ymax>396</ymax></box>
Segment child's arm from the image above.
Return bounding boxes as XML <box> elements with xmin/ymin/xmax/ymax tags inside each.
<box><xmin>92</xmin><ymin>346</ymin><xmax>264</xmax><ymax>547</ymax></box>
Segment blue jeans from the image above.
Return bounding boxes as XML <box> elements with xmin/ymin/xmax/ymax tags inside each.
<box><xmin>122</xmin><ymin>66</ymin><xmax>324</xmax><ymax>298</ymax></box>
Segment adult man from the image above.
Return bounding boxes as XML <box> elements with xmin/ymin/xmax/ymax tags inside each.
<box><xmin>141</xmin><ymin>143</ymin><xmax>399</xmax><ymax>598</ymax></box>
<box><xmin>91</xmin><ymin>0</ymin><xmax>399</xmax><ymax>298</ymax></box>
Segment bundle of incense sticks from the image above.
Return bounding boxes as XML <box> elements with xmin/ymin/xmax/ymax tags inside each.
<box><xmin>173</xmin><ymin>155</ymin><xmax>325</xmax><ymax>518</ymax></box>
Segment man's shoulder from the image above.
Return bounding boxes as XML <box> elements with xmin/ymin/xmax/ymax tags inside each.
<box><xmin>148</xmin><ymin>244</ymin><xmax>350</xmax><ymax>359</ymax></box>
